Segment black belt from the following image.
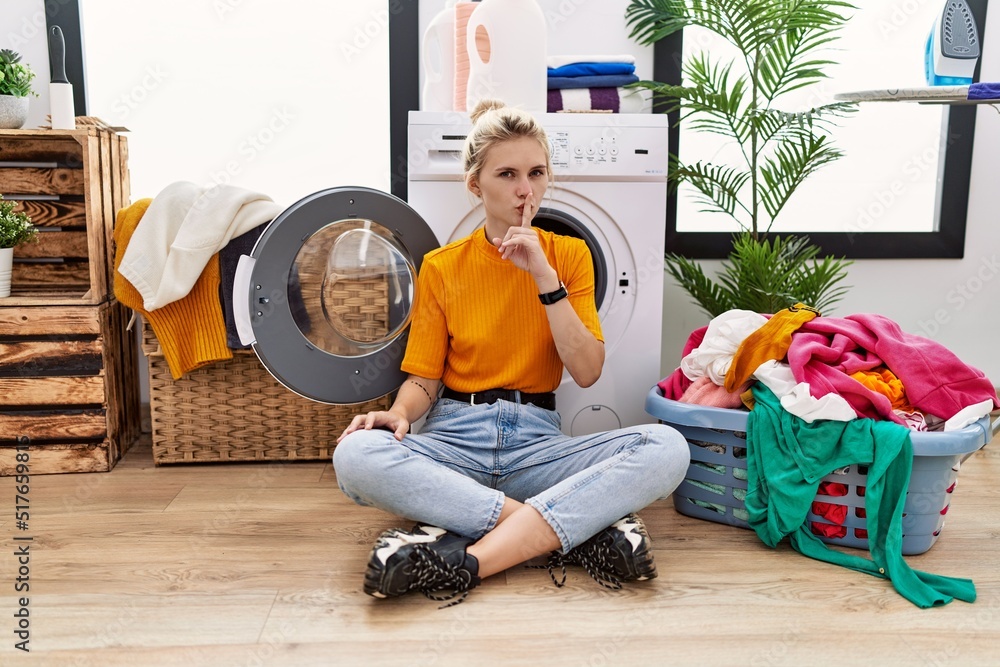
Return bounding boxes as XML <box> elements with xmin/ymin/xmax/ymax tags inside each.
<box><xmin>441</xmin><ymin>387</ymin><xmax>556</xmax><ymax>411</ymax></box>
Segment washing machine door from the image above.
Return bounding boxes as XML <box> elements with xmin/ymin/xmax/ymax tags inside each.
<box><xmin>232</xmin><ymin>186</ymin><xmax>439</xmax><ymax>404</ymax></box>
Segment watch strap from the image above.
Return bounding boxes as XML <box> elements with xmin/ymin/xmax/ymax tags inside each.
<box><xmin>538</xmin><ymin>281</ymin><xmax>568</xmax><ymax>305</ymax></box>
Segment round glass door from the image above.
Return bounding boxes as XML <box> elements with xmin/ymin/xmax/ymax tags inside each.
<box><xmin>244</xmin><ymin>186</ymin><xmax>439</xmax><ymax>404</ymax></box>
<box><xmin>289</xmin><ymin>221</ymin><xmax>416</xmax><ymax>357</ymax></box>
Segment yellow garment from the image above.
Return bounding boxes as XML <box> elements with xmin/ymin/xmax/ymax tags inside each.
<box><xmin>851</xmin><ymin>366</ymin><xmax>914</xmax><ymax>412</ymax></box>
<box><xmin>401</xmin><ymin>227</ymin><xmax>602</xmax><ymax>393</ymax></box>
<box><xmin>114</xmin><ymin>199</ymin><xmax>232</xmax><ymax>379</ymax></box>
<box><xmin>724</xmin><ymin>303</ymin><xmax>820</xmax><ymax>392</ymax></box>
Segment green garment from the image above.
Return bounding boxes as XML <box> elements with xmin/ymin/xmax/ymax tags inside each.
<box><xmin>745</xmin><ymin>385</ymin><xmax>976</xmax><ymax>608</ymax></box>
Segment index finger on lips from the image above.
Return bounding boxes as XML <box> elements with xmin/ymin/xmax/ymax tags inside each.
<box><xmin>521</xmin><ymin>192</ymin><xmax>534</xmax><ymax>228</ymax></box>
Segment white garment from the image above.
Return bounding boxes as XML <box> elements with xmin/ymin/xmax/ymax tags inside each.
<box><xmin>680</xmin><ymin>310</ymin><xmax>767</xmax><ymax>385</ymax></box>
<box><xmin>118</xmin><ymin>181</ymin><xmax>283</xmax><ymax>310</ymax></box>
<box><xmin>944</xmin><ymin>399</ymin><xmax>994</xmax><ymax>431</ymax></box>
<box><xmin>546</xmin><ymin>54</ymin><xmax>637</xmax><ymax>68</ymax></box>
<box><xmin>753</xmin><ymin>360</ymin><xmax>857</xmax><ymax>423</ymax></box>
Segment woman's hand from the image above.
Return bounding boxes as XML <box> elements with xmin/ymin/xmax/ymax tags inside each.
<box><xmin>494</xmin><ymin>193</ymin><xmax>553</xmax><ymax>281</ymax></box>
<box><xmin>336</xmin><ymin>409</ymin><xmax>410</xmax><ymax>443</ymax></box>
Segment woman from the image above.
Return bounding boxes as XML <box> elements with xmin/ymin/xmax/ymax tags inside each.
<box><xmin>333</xmin><ymin>99</ymin><xmax>689</xmax><ymax>606</ymax></box>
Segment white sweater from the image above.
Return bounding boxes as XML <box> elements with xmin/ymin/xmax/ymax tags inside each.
<box><xmin>118</xmin><ymin>181</ymin><xmax>284</xmax><ymax>311</ymax></box>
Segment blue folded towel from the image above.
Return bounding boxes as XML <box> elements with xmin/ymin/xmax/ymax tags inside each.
<box><xmin>546</xmin><ymin>62</ymin><xmax>636</xmax><ymax>77</ymax></box>
<box><xmin>968</xmin><ymin>83</ymin><xmax>1000</xmax><ymax>100</ymax></box>
<box><xmin>547</xmin><ymin>74</ymin><xmax>640</xmax><ymax>90</ymax></box>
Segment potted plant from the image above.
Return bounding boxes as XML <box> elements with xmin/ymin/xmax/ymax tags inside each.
<box><xmin>624</xmin><ymin>0</ymin><xmax>856</xmax><ymax>317</ymax></box>
<box><xmin>0</xmin><ymin>49</ymin><xmax>37</xmax><ymax>130</ymax></box>
<box><xmin>0</xmin><ymin>194</ymin><xmax>38</xmax><ymax>297</ymax></box>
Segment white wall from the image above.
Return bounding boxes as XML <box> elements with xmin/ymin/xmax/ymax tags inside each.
<box><xmin>1</xmin><ymin>0</ymin><xmax>53</xmax><ymax>129</ymax></box>
<box><xmin>79</xmin><ymin>0</ymin><xmax>392</xmax><ymax>205</ymax></box>
<box><xmin>6</xmin><ymin>1</ymin><xmax>998</xmax><ymax>397</ymax></box>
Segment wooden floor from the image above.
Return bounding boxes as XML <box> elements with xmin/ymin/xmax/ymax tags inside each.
<box><xmin>2</xmin><ymin>425</ymin><xmax>999</xmax><ymax>667</ymax></box>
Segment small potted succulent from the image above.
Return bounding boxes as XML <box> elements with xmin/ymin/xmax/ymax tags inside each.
<box><xmin>0</xmin><ymin>49</ymin><xmax>38</xmax><ymax>129</ymax></box>
<box><xmin>0</xmin><ymin>195</ymin><xmax>38</xmax><ymax>297</ymax></box>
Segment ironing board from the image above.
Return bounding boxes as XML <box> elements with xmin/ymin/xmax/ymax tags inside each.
<box><xmin>835</xmin><ymin>86</ymin><xmax>1000</xmax><ymax>105</ymax></box>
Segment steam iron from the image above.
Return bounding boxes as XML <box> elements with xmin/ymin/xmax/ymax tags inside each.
<box><xmin>925</xmin><ymin>0</ymin><xmax>980</xmax><ymax>86</ymax></box>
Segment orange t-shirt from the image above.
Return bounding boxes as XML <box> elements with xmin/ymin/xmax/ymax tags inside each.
<box><xmin>401</xmin><ymin>227</ymin><xmax>603</xmax><ymax>393</ymax></box>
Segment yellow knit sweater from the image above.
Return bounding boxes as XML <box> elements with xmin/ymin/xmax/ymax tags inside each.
<box><xmin>114</xmin><ymin>199</ymin><xmax>232</xmax><ymax>379</ymax></box>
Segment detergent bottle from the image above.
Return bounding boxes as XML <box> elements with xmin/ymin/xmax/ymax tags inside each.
<box><xmin>421</xmin><ymin>0</ymin><xmax>458</xmax><ymax>111</ymax></box>
<box><xmin>465</xmin><ymin>0</ymin><xmax>547</xmax><ymax>115</ymax></box>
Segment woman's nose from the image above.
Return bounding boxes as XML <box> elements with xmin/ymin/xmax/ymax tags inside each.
<box><xmin>516</xmin><ymin>177</ymin><xmax>532</xmax><ymax>196</ymax></box>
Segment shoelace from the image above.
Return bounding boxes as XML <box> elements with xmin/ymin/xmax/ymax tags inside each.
<box><xmin>532</xmin><ymin>543</ymin><xmax>624</xmax><ymax>591</ymax></box>
<box><xmin>406</xmin><ymin>544</ymin><xmax>475</xmax><ymax>608</ymax></box>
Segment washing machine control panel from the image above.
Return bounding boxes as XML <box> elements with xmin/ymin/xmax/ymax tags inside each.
<box><xmin>408</xmin><ymin>111</ymin><xmax>669</xmax><ymax>181</ymax></box>
<box><xmin>549</xmin><ymin>128</ymin><xmax>665</xmax><ymax>178</ymax></box>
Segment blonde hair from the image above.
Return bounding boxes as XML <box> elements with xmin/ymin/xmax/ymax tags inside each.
<box><xmin>463</xmin><ymin>99</ymin><xmax>552</xmax><ymax>191</ymax></box>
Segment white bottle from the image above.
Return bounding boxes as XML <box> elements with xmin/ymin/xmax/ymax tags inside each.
<box><xmin>421</xmin><ymin>0</ymin><xmax>457</xmax><ymax>111</ymax></box>
<box><xmin>465</xmin><ymin>0</ymin><xmax>547</xmax><ymax>115</ymax></box>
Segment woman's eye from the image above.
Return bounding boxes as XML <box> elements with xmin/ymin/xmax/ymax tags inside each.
<box><xmin>531</xmin><ymin>170</ymin><xmax>546</xmax><ymax>177</ymax></box>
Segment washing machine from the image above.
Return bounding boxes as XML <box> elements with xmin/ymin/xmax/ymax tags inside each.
<box><xmin>230</xmin><ymin>112</ymin><xmax>668</xmax><ymax>437</ymax></box>
<box><xmin>407</xmin><ymin>111</ymin><xmax>669</xmax><ymax>435</ymax></box>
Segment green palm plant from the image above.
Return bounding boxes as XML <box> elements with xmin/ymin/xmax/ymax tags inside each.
<box><xmin>625</xmin><ymin>0</ymin><xmax>857</xmax><ymax>317</ymax></box>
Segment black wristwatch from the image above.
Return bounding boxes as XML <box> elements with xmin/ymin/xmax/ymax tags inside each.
<box><xmin>538</xmin><ymin>281</ymin><xmax>568</xmax><ymax>305</ymax></box>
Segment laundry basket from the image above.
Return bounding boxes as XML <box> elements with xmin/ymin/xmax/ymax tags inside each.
<box><xmin>645</xmin><ymin>387</ymin><xmax>993</xmax><ymax>555</ymax></box>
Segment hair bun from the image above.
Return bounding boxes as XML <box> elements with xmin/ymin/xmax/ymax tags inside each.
<box><xmin>469</xmin><ymin>98</ymin><xmax>506</xmax><ymax>124</ymax></box>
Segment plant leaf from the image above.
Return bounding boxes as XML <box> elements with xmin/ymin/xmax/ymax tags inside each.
<box><xmin>673</xmin><ymin>160</ymin><xmax>753</xmax><ymax>220</ymax></box>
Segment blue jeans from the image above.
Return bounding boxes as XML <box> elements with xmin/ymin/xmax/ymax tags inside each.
<box><xmin>333</xmin><ymin>398</ymin><xmax>690</xmax><ymax>552</ymax></box>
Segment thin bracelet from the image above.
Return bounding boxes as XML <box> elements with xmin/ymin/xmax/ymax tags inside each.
<box><xmin>408</xmin><ymin>379</ymin><xmax>435</xmax><ymax>406</ymax></box>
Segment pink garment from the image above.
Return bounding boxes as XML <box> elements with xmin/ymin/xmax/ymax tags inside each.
<box><xmin>658</xmin><ymin>326</ymin><xmax>708</xmax><ymax>400</ymax></box>
<box><xmin>678</xmin><ymin>376</ymin><xmax>748</xmax><ymax>409</ymax></box>
<box><xmin>787</xmin><ymin>313</ymin><xmax>999</xmax><ymax>424</ymax></box>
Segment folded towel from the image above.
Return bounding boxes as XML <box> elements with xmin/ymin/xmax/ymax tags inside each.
<box><xmin>118</xmin><ymin>181</ymin><xmax>283</xmax><ymax>311</ymax></box>
<box><xmin>968</xmin><ymin>82</ymin><xmax>1000</xmax><ymax>100</ymax></box>
<box><xmin>547</xmin><ymin>87</ymin><xmax>650</xmax><ymax>114</ymax></box>
<box><xmin>547</xmin><ymin>54</ymin><xmax>636</xmax><ymax>68</ymax></box>
<box><xmin>547</xmin><ymin>62</ymin><xmax>636</xmax><ymax>77</ymax></box>
<box><xmin>548</xmin><ymin>74</ymin><xmax>640</xmax><ymax>90</ymax></box>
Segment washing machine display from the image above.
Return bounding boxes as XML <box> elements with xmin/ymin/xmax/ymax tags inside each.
<box><xmin>407</xmin><ymin>111</ymin><xmax>669</xmax><ymax>435</ymax></box>
<box><xmin>232</xmin><ymin>186</ymin><xmax>438</xmax><ymax>405</ymax></box>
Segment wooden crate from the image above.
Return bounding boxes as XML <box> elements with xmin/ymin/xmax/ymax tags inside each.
<box><xmin>141</xmin><ymin>322</ymin><xmax>394</xmax><ymax>465</ymax></box>
<box><xmin>0</xmin><ymin>123</ymin><xmax>129</xmax><ymax>306</ymax></box>
<box><xmin>0</xmin><ymin>299</ymin><xmax>142</xmax><ymax>474</ymax></box>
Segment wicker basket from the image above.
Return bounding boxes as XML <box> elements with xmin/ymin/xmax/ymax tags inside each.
<box><xmin>142</xmin><ymin>322</ymin><xmax>393</xmax><ymax>465</ymax></box>
<box><xmin>645</xmin><ymin>387</ymin><xmax>993</xmax><ymax>555</ymax></box>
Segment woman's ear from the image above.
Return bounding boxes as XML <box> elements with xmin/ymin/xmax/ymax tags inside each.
<box><xmin>467</xmin><ymin>176</ymin><xmax>481</xmax><ymax>197</ymax></box>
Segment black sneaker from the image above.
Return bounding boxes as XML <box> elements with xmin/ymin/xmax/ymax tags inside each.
<box><xmin>539</xmin><ymin>514</ymin><xmax>657</xmax><ymax>590</ymax></box>
<box><xmin>363</xmin><ymin>524</ymin><xmax>481</xmax><ymax>607</ymax></box>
